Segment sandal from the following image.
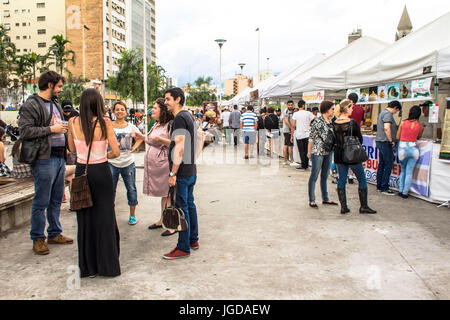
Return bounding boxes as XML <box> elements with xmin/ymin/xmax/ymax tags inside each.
<box><xmin>309</xmin><ymin>203</ymin><xmax>319</xmax><ymax>209</ymax></box>
<box><xmin>161</xmin><ymin>230</ymin><xmax>178</xmax><ymax>237</ymax></box>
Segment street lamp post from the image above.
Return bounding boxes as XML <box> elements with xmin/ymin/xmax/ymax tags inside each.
<box><xmin>256</xmin><ymin>28</ymin><xmax>260</xmax><ymax>84</ymax></box>
<box><xmin>82</xmin><ymin>24</ymin><xmax>89</xmax><ymax>79</ymax></box>
<box><xmin>215</xmin><ymin>39</ymin><xmax>226</xmax><ymax>106</ymax></box>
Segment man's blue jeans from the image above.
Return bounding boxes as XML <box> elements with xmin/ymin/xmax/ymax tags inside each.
<box><xmin>376</xmin><ymin>141</ymin><xmax>394</xmax><ymax>191</ymax></box>
<box><xmin>308</xmin><ymin>154</ymin><xmax>332</xmax><ymax>203</ymax></box>
<box><xmin>30</xmin><ymin>156</ymin><xmax>66</xmax><ymax>241</ymax></box>
<box><xmin>398</xmin><ymin>142</ymin><xmax>420</xmax><ymax>196</ymax></box>
<box><xmin>337</xmin><ymin>163</ymin><xmax>367</xmax><ymax>189</ymax></box>
<box><xmin>110</xmin><ymin>163</ymin><xmax>138</xmax><ymax>207</ymax></box>
<box><xmin>176</xmin><ymin>174</ymin><xmax>199</xmax><ymax>253</ymax></box>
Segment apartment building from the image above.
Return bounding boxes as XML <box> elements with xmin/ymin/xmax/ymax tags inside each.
<box><xmin>225</xmin><ymin>74</ymin><xmax>252</xmax><ymax>97</ymax></box>
<box><xmin>0</xmin><ymin>0</ymin><xmax>66</xmax><ymax>55</ymax></box>
<box><xmin>65</xmin><ymin>0</ymin><xmax>156</xmax><ymax>82</ymax></box>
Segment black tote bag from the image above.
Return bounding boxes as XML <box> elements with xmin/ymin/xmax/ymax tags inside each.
<box><xmin>342</xmin><ymin>122</ymin><xmax>368</xmax><ymax>164</ymax></box>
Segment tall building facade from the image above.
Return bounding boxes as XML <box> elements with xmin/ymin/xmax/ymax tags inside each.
<box><xmin>0</xmin><ymin>0</ymin><xmax>66</xmax><ymax>55</ymax></box>
<box><xmin>65</xmin><ymin>0</ymin><xmax>156</xmax><ymax>82</ymax></box>
<box><xmin>225</xmin><ymin>74</ymin><xmax>252</xmax><ymax>97</ymax></box>
<box><xmin>126</xmin><ymin>0</ymin><xmax>156</xmax><ymax>64</ymax></box>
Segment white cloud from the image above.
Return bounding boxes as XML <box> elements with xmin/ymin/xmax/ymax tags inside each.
<box><xmin>156</xmin><ymin>0</ymin><xmax>450</xmax><ymax>87</ymax></box>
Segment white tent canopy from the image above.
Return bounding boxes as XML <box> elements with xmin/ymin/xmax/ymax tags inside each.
<box><xmin>260</xmin><ymin>53</ymin><xmax>327</xmax><ymax>99</ymax></box>
<box><xmin>290</xmin><ymin>37</ymin><xmax>389</xmax><ymax>94</ymax></box>
<box><xmin>346</xmin><ymin>12</ymin><xmax>450</xmax><ymax>88</ymax></box>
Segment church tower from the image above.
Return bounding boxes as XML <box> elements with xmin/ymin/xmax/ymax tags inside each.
<box><xmin>396</xmin><ymin>6</ymin><xmax>413</xmax><ymax>41</ymax></box>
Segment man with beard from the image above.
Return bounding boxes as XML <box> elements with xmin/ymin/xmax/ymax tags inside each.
<box><xmin>19</xmin><ymin>71</ymin><xmax>73</xmax><ymax>255</ymax></box>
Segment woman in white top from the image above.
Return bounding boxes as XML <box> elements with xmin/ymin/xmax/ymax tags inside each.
<box><xmin>109</xmin><ymin>101</ymin><xmax>144</xmax><ymax>225</ymax></box>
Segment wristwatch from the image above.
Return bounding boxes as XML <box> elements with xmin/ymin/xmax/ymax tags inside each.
<box><xmin>169</xmin><ymin>172</ymin><xmax>177</xmax><ymax>177</ymax></box>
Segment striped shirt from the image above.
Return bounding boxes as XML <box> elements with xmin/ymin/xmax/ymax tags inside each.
<box><xmin>240</xmin><ymin>112</ymin><xmax>258</xmax><ymax>132</ymax></box>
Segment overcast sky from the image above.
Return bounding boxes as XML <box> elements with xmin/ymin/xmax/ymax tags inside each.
<box><xmin>156</xmin><ymin>0</ymin><xmax>450</xmax><ymax>87</ymax></box>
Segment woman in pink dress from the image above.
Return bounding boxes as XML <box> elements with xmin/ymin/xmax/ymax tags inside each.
<box><xmin>136</xmin><ymin>99</ymin><xmax>175</xmax><ymax>236</ymax></box>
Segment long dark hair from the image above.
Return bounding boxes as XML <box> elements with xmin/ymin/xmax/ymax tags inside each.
<box><xmin>79</xmin><ymin>88</ymin><xmax>107</xmax><ymax>145</ymax></box>
<box><xmin>155</xmin><ymin>98</ymin><xmax>174</xmax><ymax>125</ymax></box>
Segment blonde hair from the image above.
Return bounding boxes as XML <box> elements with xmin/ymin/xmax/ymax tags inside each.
<box><xmin>335</xmin><ymin>99</ymin><xmax>353</xmax><ymax>117</ymax></box>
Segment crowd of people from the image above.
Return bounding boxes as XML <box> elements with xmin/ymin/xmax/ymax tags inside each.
<box><xmin>8</xmin><ymin>70</ymin><xmax>200</xmax><ymax>279</ymax></box>
<box><xmin>0</xmin><ymin>69</ymin><xmax>426</xmax><ymax>279</ymax></box>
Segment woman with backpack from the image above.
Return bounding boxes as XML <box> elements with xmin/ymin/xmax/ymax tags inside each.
<box><xmin>333</xmin><ymin>99</ymin><xmax>376</xmax><ymax>215</ymax></box>
<box><xmin>307</xmin><ymin>101</ymin><xmax>338</xmax><ymax>209</ymax></box>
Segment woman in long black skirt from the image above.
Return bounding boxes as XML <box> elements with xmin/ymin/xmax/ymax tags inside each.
<box><xmin>68</xmin><ymin>88</ymin><xmax>121</xmax><ymax>278</ymax></box>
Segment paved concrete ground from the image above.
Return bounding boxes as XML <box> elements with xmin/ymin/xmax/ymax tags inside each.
<box><xmin>1</xmin><ymin>141</ymin><xmax>449</xmax><ymax>300</ymax></box>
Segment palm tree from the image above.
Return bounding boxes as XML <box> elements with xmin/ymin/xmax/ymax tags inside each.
<box><xmin>13</xmin><ymin>54</ymin><xmax>32</xmax><ymax>101</ymax></box>
<box><xmin>0</xmin><ymin>24</ymin><xmax>16</xmax><ymax>88</ymax></box>
<box><xmin>47</xmin><ymin>34</ymin><xmax>75</xmax><ymax>75</ymax></box>
<box><xmin>25</xmin><ymin>52</ymin><xmax>47</xmax><ymax>93</ymax></box>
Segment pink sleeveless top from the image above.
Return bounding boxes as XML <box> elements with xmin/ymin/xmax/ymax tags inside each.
<box><xmin>400</xmin><ymin>120</ymin><xmax>423</xmax><ymax>142</ymax></box>
<box><xmin>72</xmin><ymin>118</ymin><xmax>109</xmax><ymax>164</ymax></box>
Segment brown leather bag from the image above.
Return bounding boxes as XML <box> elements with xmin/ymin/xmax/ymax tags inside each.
<box><xmin>162</xmin><ymin>187</ymin><xmax>188</xmax><ymax>231</ymax></box>
<box><xmin>70</xmin><ymin>119</ymin><xmax>98</xmax><ymax>211</ymax></box>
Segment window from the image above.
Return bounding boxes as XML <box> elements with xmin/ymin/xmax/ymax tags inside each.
<box><xmin>3</xmin><ymin>0</ymin><xmax>10</xmax><ymax>4</ymax></box>
<box><xmin>15</xmin><ymin>23</ymin><xmax>19</xmax><ymax>27</ymax></box>
<box><xmin>37</xmin><ymin>2</ymin><xmax>45</xmax><ymax>8</ymax></box>
<box><xmin>37</xmin><ymin>29</ymin><xmax>46</xmax><ymax>35</ymax></box>
<box><xmin>4</xmin><ymin>23</ymin><xmax>10</xmax><ymax>30</ymax></box>
<box><xmin>22</xmin><ymin>22</ymin><xmax>26</xmax><ymax>26</ymax></box>
<box><xmin>3</xmin><ymin>11</ymin><xmax>10</xmax><ymax>18</ymax></box>
<box><xmin>15</xmin><ymin>10</ymin><xmax>19</xmax><ymax>14</ymax></box>
<box><xmin>23</xmin><ymin>49</ymin><xmax>27</xmax><ymax>52</ymax></box>
<box><xmin>22</xmin><ymin>35</ymin><xmax>27</xmax><ymax>39</ymax></box>
<box><xmin>38</xmin><ymin>42</ymin><xmax>46</xmax><ymax>48</ymax></box>
<box><xmin>37</xmin><ymin>16</ymin><xmax>45</xmax><ymax>21</ymax></box>
<box><xmin>22</xmin><ymin>9</ymin><xmax>26</xmax><ymax>13</ymax></box>
<box><xmin>16</xmin><ymin>36</ymin><xmax>20</xmax><ymax>40</ymax></box>
<box><xmin>17</xmin><ymin>49</ymin><xmax>20</xmax><ymax>52</ymax></box>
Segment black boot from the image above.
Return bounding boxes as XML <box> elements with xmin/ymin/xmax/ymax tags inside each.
<box><xmin>358</xmin><ymin>188</ymin><xmax>377</xmax><ymax>214</ymax></box>
<box><xmin>337</xmin><ymin>188</ymin><xmax>350</xmax><ymax>214</ymax></box>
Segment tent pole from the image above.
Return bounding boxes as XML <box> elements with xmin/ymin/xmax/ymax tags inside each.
<box><xmin>433</xmin><ymin>76</ymin><xmax>439</xmax><ymax>141</ymax></box>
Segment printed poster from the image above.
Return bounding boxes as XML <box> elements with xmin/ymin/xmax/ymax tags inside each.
<box><xmin>377</xmin><ymin>85</ymin><xmax>388</xmax><ymax>102</ymax></box>
<box><xmin>412</xmin><ymin>77</ymin><xmax>432</xmax><ymax>99</ymax></box>
<box><xmin>368</xmin><ymin>87</ymin><xmax>378</xmax><ymax>102</ymax></box>
<box><xmin>400</xmin><ymin>81</ymin><xmax>412</xmax><ymax>99</ymax></box>
<box><xmin>359</xmin><ymin>88</ymin><xmax>369</xmax><ymax>103</ymax></box>
<box><xmin>362</xmin><ymin>135</ymin><xmax>432</xmax><ymax>197</ymax></box>
<box><xmin>387</xmin><ymin>83</ymin><xmax>401</xmax><ymax>100</ymax></box>
<box><xmin>440</xmin><ymin>99</ymin><xmax>450</xmax><ymax>160</ymax></box>
<box><xmin>429</xmin><ymin>104</ymin><xmax>439</xmax><ymax>124</ymax></box>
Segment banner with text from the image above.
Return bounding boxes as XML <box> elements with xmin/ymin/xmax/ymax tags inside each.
<box><xmin>362</xmin><ymin>135</ymin><xmax>432</xmax><ymax>197</ymax></box>
<box><xmin>303</xmin><ymin>90</ymin><xmax>325</xmax><ymax>104</ymax></box>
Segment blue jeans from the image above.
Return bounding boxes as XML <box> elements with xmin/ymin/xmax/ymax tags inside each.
<box><xmin>30</xmin><ymin>156</ymin><xmax>66</xmax><ymax>241</ymax></box>
<box><xmin>110</xmin><ymin>163</ymin><xmax>138</xmax><ymax>207</ymax></box>
<box><xmin>176</xmin><ymin>174</ymin><xmax>199</xmax><ymax>253</ymax></box>
<box><xmin>308</xmin><ymin>154</ymin><xmax>332</xmax><ymax>203</ymax></box>
<box><xmin>376</xmin><ymin>141</ymin><xmax>394</xmax><ymax>191</ymax></box>
<box><xmin>337</xmin><ymin>162</ymin><xmax>367</xmax><ymax>189</ymax></box>
<box><xmin>398</xmin><ymin>142</ymin><xmax>419</xmax><ymax>195</ymax></box>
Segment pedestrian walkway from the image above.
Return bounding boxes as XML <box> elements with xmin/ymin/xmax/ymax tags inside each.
<box><xmin>0</xmin><ymin>142</ymin><xmax>449</xmax><ymax>299</ymax></box>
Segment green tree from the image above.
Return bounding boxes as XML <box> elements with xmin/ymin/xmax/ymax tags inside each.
<box><xmin>186</xmin><ymin>76</ymin><xmax>217</xmax><ymax>106</ymax></box>
<box><xmin>13</xmin><ymin>54</ymin><xmax>32</xmax><ymax>102</ymax></box>
<box><xmin>0</xmin><ymin>24</ymin><xmax>16</xmax><ymax>88</ymax></box>
<box><xmin>58</xmin><ymin>73</ymin><xmax>88</xmax><ymax>106</ymax></box>
<box><xmin>47</xmin><ymin>34</ymin><xmax>75</xmax><ymax>75</ymax></box>
<box><xmin>23</xmin><ymin>52</ymin><xmax>47</xmax><ymax>93</ymax></box>
<box><xmin>107</xmin><ymin>48</ymin><xmax>169</xmax><ymax>107</ymax></box>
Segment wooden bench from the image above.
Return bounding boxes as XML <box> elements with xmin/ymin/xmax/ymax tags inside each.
<box><xmin>0</xmin><ymin>177</ymin><xmax>35</xmax><ymax>233</ymax></box>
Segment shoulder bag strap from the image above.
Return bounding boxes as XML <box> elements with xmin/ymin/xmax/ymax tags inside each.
<box><xmin>84</xmin><ymin>118</ymin><xmax>99</xmax><ymax>175</ymax></box>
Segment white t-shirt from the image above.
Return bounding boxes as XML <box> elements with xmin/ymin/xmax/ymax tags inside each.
<box><xmin>292</xmin><ymin>110</ymin><xmax>315</xmax><ymax>140</ymax></box>
<box><xmin>220</xmin><ymin>111</ymin><xmax>231</xmax><ymax>127</ymax></box>
<box><xmin>108</xmin><ymin>122</ymin><xmax>140</xmax><ymax>168</ymax></box>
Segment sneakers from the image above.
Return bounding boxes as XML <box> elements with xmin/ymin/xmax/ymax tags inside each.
<box><xmin>128</xmin><ymin>216</ymin><xmax>137</xmax><ymax>225</ymax></box>
<box><xmin>163</xmin><ymin>248</ymin><xmax>190</xmax><ymax>260</ymax></box>
<box><xmin>282</xmin><ymin>161</ymin><xmax>290</xmax><ymax>165</ymax></box>
<box><xmin>381</xmin><ymin>190</ymin><xmax>395</xmax><ymax>196</ymax></box>
<box><xmin>290</xmin><ymin>162</ymin><xmax>300</xmax><ymax>167</ymax></box>
<box><xmin>398</xmin><ymin>192</ymin><xmax>409</xmax><ymax>199</ymax></box>
<box><xmin>190</xmin><ymin>242</ymin><xmax>199</xmax><ymax>251</ymax></box>
<box><xmin>33</xmin><ymin>238</ymin><xmax>49</xmax><ymax>255</ymax></box>
<box><xmin>47</xmin><ymin>234</ymin><xmax>74</xmax><ymax>244</ymax></box>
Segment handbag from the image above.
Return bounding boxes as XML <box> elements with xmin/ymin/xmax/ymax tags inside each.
<box><xmin>69</xmin><ymin>119</ymin><xmax>98</xmax><ymax>211</ymax></box>
<box><xmin>342</xmin><ymin>121</ymin><xmax>368</xmax><ymax>164</ymax></box>
<box><xmin>19</xmin><ymin>100</ymin><xmax>53</xmax><ymax>164</ymax></box>
<box><xmin>162</xmin><ymin>186</ymin><xmax>188</xmax><ymax>232</ymax></box>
